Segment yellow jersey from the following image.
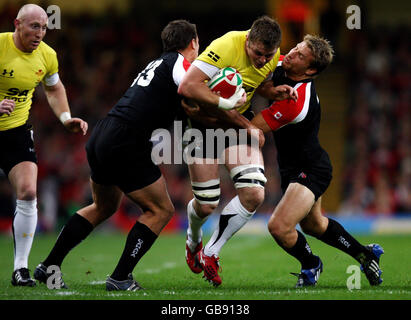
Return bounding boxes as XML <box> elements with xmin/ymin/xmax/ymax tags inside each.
<box><xmin>196</xmin><ymin>30</ymin><xmax>280</xmax><ymax>114</ymax></box>
<box><xmin>0</xmin><ymin>32</ymin><xmax>58</xmax><ymax>131</ymax></box>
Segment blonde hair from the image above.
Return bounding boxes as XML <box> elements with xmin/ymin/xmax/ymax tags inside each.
<box><xmin>304</xmin><ymin>34</ymin><xmax>334</xmax><ymax>75</ymax></box>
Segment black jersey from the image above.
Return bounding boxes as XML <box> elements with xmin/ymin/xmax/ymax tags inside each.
<box><xmin>108</xmin><ymin>51</ymin><xmax>190</xmax><ymax>135</ymax></box>
<box><xmin>261</xmin><ymin>57</ymin><xmax>332</xmax><ymax>176</ymax></box>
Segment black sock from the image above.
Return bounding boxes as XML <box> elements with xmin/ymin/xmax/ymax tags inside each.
<box><xmin>110</xmin><ymin>221</ymin><xmax>158</xmax><ymax>281</ymax></box>
<box><xmin>43</xmin><ymin>213</ymin><xmax>94</xmax><ymax>267</ymax></box>
<box><xmin>277</xmin><ymin>230</ymin><xmax>319</xmax><ymax>269</ymax></box>
<box><xmin>317</xmin><ymin>218</ymin><xmax>367</xmax><ymax>262</ymax></box>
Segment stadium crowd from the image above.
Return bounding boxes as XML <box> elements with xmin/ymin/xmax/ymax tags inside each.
<box><xmin>339</xmin><ymin>26</ymin><xmax>411</xmax><ymax>216</ymax></box>
<box><xmin>0</xmin><ymin>3</ymin><xmax>409</xmax><ymax>233</ymax></box>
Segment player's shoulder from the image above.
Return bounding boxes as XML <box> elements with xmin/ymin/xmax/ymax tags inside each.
<box><xmin>161</xmin><ymin>51</ymin><xmax>179</xmax><ymax>61</ymax></box>
<box><xmin>204</xmin><ymin>30</ymin><xmax>246</xmax><ymax>57</ymax></box>
<box><xmin>221</xmin><ymin>30</ymin><xmax>247</xmax><ymax>39</ymax></box>
<box><xmin>38</xmin><ymin>40</ymin><xmax>57</xmax><ymax>58</ymax></box>
<box><xmin>160</xmin><ymin>51</ymin><xmax>188</xmax><ymax>68</ymax></box>
<box><xmin>0</xmin><ymin>32</ymin><xmax>10</xmax><ymax>41</ymax></box>
<box><xmin>217</xmin><ymin>30</ymin><xmax>247</xmax><ymax>45</ymax></box>
<box><xmin>0</xmin><ymin>32</ymin><xmax>12</xmax><ymax>47</ymax></box>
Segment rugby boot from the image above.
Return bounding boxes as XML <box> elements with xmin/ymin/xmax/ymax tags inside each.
<box><xmin>11</xmin><ymin>268</ymin><xmax>36</xmax><ymax>287</ymax></box>
<box><xmin>198</xmin><ymin>249</ymin><xmax>222</xmax><ymax>287</ymax></box>
<box><xmin>106</xmin><ymin>273</ymin><xmax>143</xmax><ymax>291</ymax></box>
<box><xmin>360</xmin><ymin>243</ymin><xmax>384</xmax><ymax>286</ymax></box>
<box><xmin>34</xmin><ymin>263</ymin><xmax>68</xmax><ymax>289</ymax></box>
<box><xmin>185</xmin><ymin>240</ymin><xmax>203</xmax><ymax>274</ymax></box>
<box><xmin>291</xmin><ymin>256</ymin><xmax>323</xmax><ymax>288</ymax></box>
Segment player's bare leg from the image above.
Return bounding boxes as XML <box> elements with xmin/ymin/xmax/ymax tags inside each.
<box><xmin>8</xmin><ymin>161</ymin><xmax>38</xmax><ymax>286</ymax></box>
<box><xmin>34</xmin><ymin>179</ymin><xmax>123</xmax><ymax>288</ymax></box>
<box><xmin>268</xmin><ymin>183</ymin><xmax>315</xmax><ymax>248</ymax></box>
<box><xmin>126</xmin><ymin>175</ymin><xmax>175</xmax><ymax>235</ymax></box>
<box><xmin>267</xmin><ymin>183</ymin><xmax>323</xmax><ymax>287</ymax></box>
<box><xmin>106</xmin><ymin>176</ymin><xmax>175</xmax><ymax>290</ymax></box>
<box><xmin>78</xmin><ymin>180</ymin><xmax>124</xmax><ymax>226</ymax></box>
<box><xmin>299</xmin><ymin>197</ymin><xmax>328</xmax><ymax>237</ymax></box>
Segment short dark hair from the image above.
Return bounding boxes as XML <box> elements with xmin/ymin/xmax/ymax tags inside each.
<box><xmin>161</xmin><ymin>19</ymin><xmax>197</xmax><ymax>52</ymax></box>
<box><xmin>304</xmin><ymin>34</ymin><xmax>334</xmax><ymax>75</ymax></box>
<box><xmin>248</xmin><ymin>16</ymin><xmax>281</xmax><ymax>50</ymax></box>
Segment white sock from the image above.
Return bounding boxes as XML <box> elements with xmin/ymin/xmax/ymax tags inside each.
<box><xmin>13</xmin><ymin>199</ymin><xmax>38</xmax><ymax>271</ymax></box>
<box><xmin>186</xmin><ymin>198</ymin><xmax>208</xmax><ymax>252</ymax></box>
<box><xmin>204</xmin><ymin>196</ymin><xmax>254</xmax><ymax>257</ymax></box>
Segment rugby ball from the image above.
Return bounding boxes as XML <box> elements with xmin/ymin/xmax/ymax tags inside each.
<box><xmin>207</xmin><ymin>67</ymin><xmax>243</xmax><ymax>99</ymax></box>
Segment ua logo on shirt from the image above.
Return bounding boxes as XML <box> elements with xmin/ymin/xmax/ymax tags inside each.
<box><xmin>1</xmin><ymin>69</ymin><xmax>14</xmax><ymax>77</ymax></box>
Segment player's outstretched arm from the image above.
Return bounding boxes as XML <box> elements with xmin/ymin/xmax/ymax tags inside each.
<box><xmin>182</xmin><ymin>99</ymin><xmax>265</xmax><ymax>148</ymax></box>
<box><xmin>251</xmin><ymin>113</ymin><xmax>272</xmax><ymax>134</ymax></box>
<box><xmin>257</xmin><ymin>81</ymin><xmax>298</xmax><ymax>102</ymax></box>
<box><xmin>43</xmin><ymin>80</ymin><xmax>88</xmax><ymax>135</ymax></box>
<box><xmin>182</xmin><ymin>98</ymin><xmax>243</xmax><ymax>130</ymax></box>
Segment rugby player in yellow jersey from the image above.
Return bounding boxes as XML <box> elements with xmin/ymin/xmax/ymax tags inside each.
<box><xmin>0</xmin><ymin>4</ymin><xmax>87</xmax><ymax>287</ymax></box>
<box><xmin>178</xmin><ymin>16</ymin><xmax>297</xmax><ymax>286</ymax></box>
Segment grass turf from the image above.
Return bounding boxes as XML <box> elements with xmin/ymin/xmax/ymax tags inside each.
<box><xmin>0</xmin><ymin>232</ymin><xmax>410</xmax><ymax>300</ymax></box>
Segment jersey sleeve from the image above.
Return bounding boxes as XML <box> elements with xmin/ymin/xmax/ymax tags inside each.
<box><xmin>261</xmin><ymin>82</ymin><xmax>312</xmax><ymax>131</ymax></box>
<box><xmin>42</xmin><ymin>46</ymin><xmax>59</xmax><ymax>84</ymax></box>
<box><xmin>172</xmin><ymin>54</ymin><xmax>191</xmax><ymax>86</ymax></box>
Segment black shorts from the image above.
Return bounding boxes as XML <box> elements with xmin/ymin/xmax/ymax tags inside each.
<box><xmin>280</xmin><ymin>155</ymin><xmax>332</xmax><ymax>201</ymax></box>
<box><xmin>0</xmin><ymin>124</ymin><xmax>37</xmax><ymax>176</ymax></box>
<box><xmin>184</xmin><ymin>109</ymin><xmax>255</xmax><ymax>159</ymax></box>
<box><xmin>86</xmin><ymin>116</ymin><xmax>161</xmax><ymax>194</ymax></box>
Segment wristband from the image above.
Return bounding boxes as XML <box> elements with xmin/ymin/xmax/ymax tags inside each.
<box><xmin>218</xmin><ymin>97</ymin><xmax>235</xmax><ymax>110</ymax></box>
<box><xmin>59</xmin><ymin>111</ymin><xmax>71</xmax><ymax>124</ymax></box>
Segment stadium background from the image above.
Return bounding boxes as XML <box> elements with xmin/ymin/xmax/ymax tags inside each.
<box><xmin>0</xmin><ymin>0</ymin><xmax>410</xmax><ymax>236</ymax></box>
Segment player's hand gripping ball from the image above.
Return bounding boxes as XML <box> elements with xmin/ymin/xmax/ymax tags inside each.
<box><xmin>208</xmin><ymin>67</ymin><xmax>243</xmax><ymax>99</ymax></box>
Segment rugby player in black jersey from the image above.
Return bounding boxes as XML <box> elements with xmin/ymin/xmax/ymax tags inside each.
<box><xmin>251</xmin><ymin>35</ymin><xmax>384</xmax><ymax>287</ymax></box>
<box><xmin>34</xmin><ymin>20</ymin><xmax>200</xmax><ymax>290</ymax></box>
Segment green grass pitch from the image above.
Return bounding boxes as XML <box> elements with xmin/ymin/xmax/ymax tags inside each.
<box><xmin>0</xmin><ymin>232</ymin><xmax>410</xmax><ymax>300</ymax></box>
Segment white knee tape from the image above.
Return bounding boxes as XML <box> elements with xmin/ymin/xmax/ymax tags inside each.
<box><xmin>191</xmin><ymin>179</ymin><xmax>220</xmax><ymax>205</ymax></box>
<box><xmin>230</xmin><ymin>164</ymin><xmax>267</xmax><ymax>189</ymax></box>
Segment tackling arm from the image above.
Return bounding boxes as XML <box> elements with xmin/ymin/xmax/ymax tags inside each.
<box><xmin>178</xmin><ymin>65</ymin><xmax>220</xmax><ymax>107</ymax></box>
<box><xmin>182</xmin><ymin>99</ymin><xmax>265</xmax><ymax>148</ymax></box>
<box><xmin>250</xmin><ymin>113</ymin><xmax>272</xmax><ymax>134</ymax></box>
<box><xmin>182</xmin><ymin>98</ymin><xmax>252</xmax><ymax>130</ymax></box>
<box><xmin>256</xmin><ymin>80</ymin><xmax>298</xmax><ymax>102</ymax></box>
<box><xmin>178</xmin><ymin>65</ymin><xmax>246</xmax><ymax>111</ymax></box>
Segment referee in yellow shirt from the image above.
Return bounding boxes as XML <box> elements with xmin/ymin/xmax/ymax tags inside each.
<box><xmin>0</xmin><ymin>4</ymin><xmax>87</xmax><ymax>286</ymax></box>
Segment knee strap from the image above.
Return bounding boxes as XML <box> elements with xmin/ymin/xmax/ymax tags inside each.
<box><xmin>230</xmin><ymin>164</ymin><xmax>267</xmax><ymax>189</ymax></box>
<box><xmin>191</xmin><ymin>179</ymin><xmax>220</xmax><ymax>205</ymax></box>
